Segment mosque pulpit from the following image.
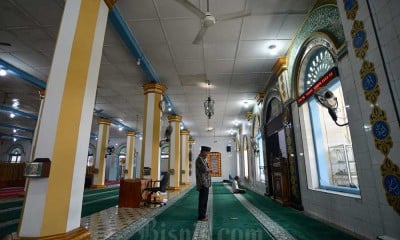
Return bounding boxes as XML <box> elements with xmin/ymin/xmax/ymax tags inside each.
<box><xmin>271</xmin><ymin>157</ymin><xmax>290</xmax><ymax>206</ymax></box>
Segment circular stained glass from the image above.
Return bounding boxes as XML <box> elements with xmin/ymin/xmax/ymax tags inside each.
<box><xmin>353</xmin><ymin>31</ymin><xmax>366</xmax><ymax>48</ymax></box>
<box><xmin>384</xmin><ymin>175</ymin><xmax>400</xmax><ymax>196</ymax></box>
<box><xmin>344</xmin><ymin>0</ymin><xmax>356</xmax><ymax>11</ymax></box>
<box><xmin>372</xmin><ymin>121</ymin><xmax>389</xmax><ymax>140</ymax></box>
<box><xmin>362</xmin><ymin>72</ymin><xmax>377</xmax><ymax>91</ymax></box>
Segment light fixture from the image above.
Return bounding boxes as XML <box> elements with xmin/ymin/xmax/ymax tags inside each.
<box><xmin>203</xmin><ymin>80</ymin><xmax>215</xmax><ymax>119</ymax></box>
<box><xmin>137</xmin><ymin>58</ymin><xmax>141</xmax><ymax>66</ymax></box>
<box><xmin>12</xmin><ymin>98</ymin><xmax>19</xmax><ymax>108</ymax></box>
<box><xmin>9</xmin><ymin>113</ymin><xmax>15</xmax><ymax>118</ymax></box>
<box><xmin>13</xmin><ymin>129</ymin><xmax>17</xmax><ymax>133</ymax></box>
<box><xmin>0</xmin><ymin>69</ymin><xmax>7</xmax><ymax>76</ymax></box>
<box><xmin>268</xmin><ymin>44</ymin><xmax>279</xmax><ymax>55</ymax></box>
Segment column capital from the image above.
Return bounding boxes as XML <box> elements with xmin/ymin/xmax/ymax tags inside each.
<box><xmin>168</xmin><ymin>115</ymin><xmax>182</xmax><ymax>122</ymax></box>
<box><xmin>272</xmin><ymin>56</ymin><xmax>287</xmax><ymax>76</ymax></box>
<box><xmin>104</xmin><ymin>0</ymin><xmax>117</xmax><ymax>10</ymax></box>
<box><xmin>38</xmin><ymin>90</ymin><xmax>45</xmax><ymax>99</ymax></box>
<box><xmin>180</xmin><ymin>129</ymin><xmax>190</xmax><ymax>135</ymax></box>
<box><xmin>127</xmin><ymin>131</ymin><xmax>136</xmax><ymax>136</ymax></box>
<box><xmin>255</xmin><ymin>92</ymin><xmax>265</xmax><ymax>105</ymax></box>
<box><xmin>189</xmin><ymin>138</ymin><xmax>195</xmax><ymax>144</ymax></box>
<box><xmin>98</xmin><ymin>117</ymin><xmax>112</xmax><ymax>124</ymax></box>
<box><xmin>143</xmin><ymin>83</ymin><xmax>167</xmax><ymax>95</ymax></box>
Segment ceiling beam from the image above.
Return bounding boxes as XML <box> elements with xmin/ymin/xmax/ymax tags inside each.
<box><xmin>108</xmin><ymin>6</ymin><xmax>178</xmax><ymax>115</ymax></box>
<box><xmin>0</xmin><ymin>105</ymin><xmax>38</xmax><ymax>120</ymax></box>
<box><xmin>0</xmin><ymin>58</ymin><xmax>46</xmax><ymax>89</ymax></box>
<box><xmin>0</xmin><ymin>123</ymin><xmax>34</xmax><ymax>133</ymax></box>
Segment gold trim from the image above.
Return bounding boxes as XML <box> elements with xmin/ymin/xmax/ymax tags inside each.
<box><xmin>167</xmin><ymin>186</ymin><xmax>181</xmax><ymax>191</ymax></box>
<box><xmin>98</xmin><ymin>118</ymin><xmax>111</xmax><ymax>124</ymax></box>
<box><xmin>180</xmin><ymin>129</ymin><xmax>190</xmax><ymax>135</ymax></box>
<box><xmin>255</xmin><ymin>93</ymin><xmax>265</xmax><ymax>105</ymax></box>
<box><xmin>168</xmin><ymin>115</ymin><xmax>182</xmax><ymax>122</ymax></box>
<box><xmin>127</xmin><ymin>131</ymin><xmax>135</xmax><ymax>136</ymax></box>
<box><xmin>14</xmin><ymin>226</ymin><xmax>90</xmax><ymax>239</ymax></box>
<box><xmin>90</xmin><ymin>184</ymin><xmax>107</xmax><ymax>189</ymax></box>
<box><xmin>143</xmin><ymin>83</ymin><xmax>167</xmax><ymax>95</ymax></box>
<box><xmin>272</xmin><ymin>56</ymin><xmax>288</xmax><ymax>77</ymax></box>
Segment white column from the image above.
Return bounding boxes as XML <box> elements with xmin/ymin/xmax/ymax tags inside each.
<box><xmin>180</xmin><ymin>129</ymin><xmax>190</xmax><ymax>185</ymax></box>
<box><xmin>18</xmin><ymin>0</ymin><xmax>111</xmax><ymax>238</ymax></box>
<box><xmin>92</xmin><ymin>118</ymin><xmax>111</xmax><ymax>188</ymax></box>
<box><xmin>125</xmin><ymin>131</ymin><xmax>136</xmax><ymax>179</ymax></box>
<box><xmin>168</xmin><ymin>115</ymin><xmax>182</xmax><ymax>190</ymax></box>
<box><xmin>141</xmin><ymin>83</ymin><xmax>166</xmax><ymax>180</ymax></box>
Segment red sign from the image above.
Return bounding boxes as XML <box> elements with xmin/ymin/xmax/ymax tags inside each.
<box><xmin>297</xmin><ymin>67</ymin><xmax>339</xmax><ymax>105</ymax></box>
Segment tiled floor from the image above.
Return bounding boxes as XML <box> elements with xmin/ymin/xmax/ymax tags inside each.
<box><xmin>80</xmin><ymin>185</ymin><xmax>210</xmax><ymax>240</ymax></box>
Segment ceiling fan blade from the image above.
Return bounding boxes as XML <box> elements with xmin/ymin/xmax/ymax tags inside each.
<box><xmin>192</xmin><ymin>26</ymin><xmax>208</xmax><ymax>44</ymax></box>
<box><xmin>0</xmin><ymin>42</ymin><xmax>11</xmax><ymax>46</ymax></box>
<box><xmin>175</xmin><ymin>0</ymin><xmax>206</xmax><ymax>18</ymax></box>
<box><xmin>215</xmin><ymin>10</ymin><xmax>251</xmax><ymax>21</ymax></box>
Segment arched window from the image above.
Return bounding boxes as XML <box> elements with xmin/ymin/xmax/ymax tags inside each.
<box><xmin>243</xmin><ymin>136</ymin><xmax>249</xmax><ymax>179</ymax></box>
<box><xmin>8</xmin><ymin>146</ymin><xmax>23</xmax><ymax>163</ymax></box>
<box><xmin>252</xmin><ymin>115</ymin><xmax>265</xmax><ymax>182</ymax></box>
<box><xmin>298</xmin><ymin>46</ymin><xmax>359</xmax><ymax>195</ymax></box>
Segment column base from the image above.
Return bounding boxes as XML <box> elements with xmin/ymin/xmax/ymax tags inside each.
<box><xmin>167</xmin><ymin>186</ymin><xmax>181</xmax><ymax>191</ymax></box>
<box><xmin>13</xmin><ymin>226</ymin><xmax>90</xmax><ymax>240</ymax></box>
<box><xmin>90</xmin><ymin>184</ymin><xmax>107</xmax><ymax>189</ymax></box>
<box><xmin>181</xmin><ymin>182</ymin><xmax>190</xmax><ymax>186</ymax></box>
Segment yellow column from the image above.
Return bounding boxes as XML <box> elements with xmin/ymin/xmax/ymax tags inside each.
<box><xmin>167</xmin><ymin>115</ymin><xmax>182</xmax><ymax>190</ymax></box>
<box><xmin>125</xmin><ymin>131</ymin><xmax>136</xmax><ymax>179</ymax></box>
<box><xmin>18</xmin><ymin>0</ymin><xmax>113</xmax><ymax>238</ymax></box>
<box><xmin>180</xmin><ymin>129</ymin><xmax>190</xmax><ymax>185</ymax></box>
<box><xmin>141</xmin><ymin>83</ymin><xmax>166</xmax><ymax>180</ymax></box>
<box><xmin>92</xmin><ymin>118</ymin><xmax>111</xmax><ymax>188</ymax></box>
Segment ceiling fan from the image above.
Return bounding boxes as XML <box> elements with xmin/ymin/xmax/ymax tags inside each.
<box><xmin>175</xmin><ymin>0</ymin><xmax>251</xmax><ymax>44</ymax></box>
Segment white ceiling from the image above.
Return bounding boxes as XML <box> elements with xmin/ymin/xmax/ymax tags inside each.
<box><xmin>0</xmin><ymin>0</ymin><xmax>317</xmax><ymax>142</ymax></box>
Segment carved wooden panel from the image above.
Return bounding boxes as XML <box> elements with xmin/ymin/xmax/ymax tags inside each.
<box><xmin>207</xmin><ymin>152</ymin><xmax>221</xmax><ymax>177</ymax></box>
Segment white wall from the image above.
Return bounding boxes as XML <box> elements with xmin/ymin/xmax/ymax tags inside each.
<box><xmin>189</xmin><ymin>136</ymin><xmax>237</xmax><ymax>185</ymax></box>
<box><xmin>336</xmin><ymin>1</ymin><xmax>400</xmax><ymax>238</ymax></box>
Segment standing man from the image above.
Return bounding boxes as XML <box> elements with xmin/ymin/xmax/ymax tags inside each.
<box><xmin>196</xmin><ymin>146</ymin><xmax>212</xmax><ymax>221</ymax></box>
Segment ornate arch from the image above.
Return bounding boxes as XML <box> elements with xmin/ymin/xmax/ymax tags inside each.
<box><xmin>7</xmin><ymin>143</ymin><xmax>26</xmax><ymax>156</ymax></box>
<box><xmin>293</xmin><ymin>34</ymin><xmax>340</xmax><ymax>99</ymax></box>
<box><xmin>288</xmin><ymin>3</ymin><xmax>345</xmax><ymax>96</ymax></box>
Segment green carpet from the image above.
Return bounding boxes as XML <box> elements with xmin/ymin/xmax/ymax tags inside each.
<box><xmin>240</xmin><ymin>184</ymin><xmax>358</xmax><ymax>240</ymax></box>
<box><xmin>0</xmin><ymin>186</ymin><xmax>120</xmax><ymax>238</ymax></box>
<box><xmin>129</xmin><ymin>187</ymin><xmax>198</xmax><ymax>240</ymax></box>
<box><xmin>212</xmin><ymin>183</ymin><xmax>273</xmax><ymax>240</ymax></box>
<box><xmin>0</xmin><ymin>199</ymin><xmax>23</xmax><ymax>210</ymax></box>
